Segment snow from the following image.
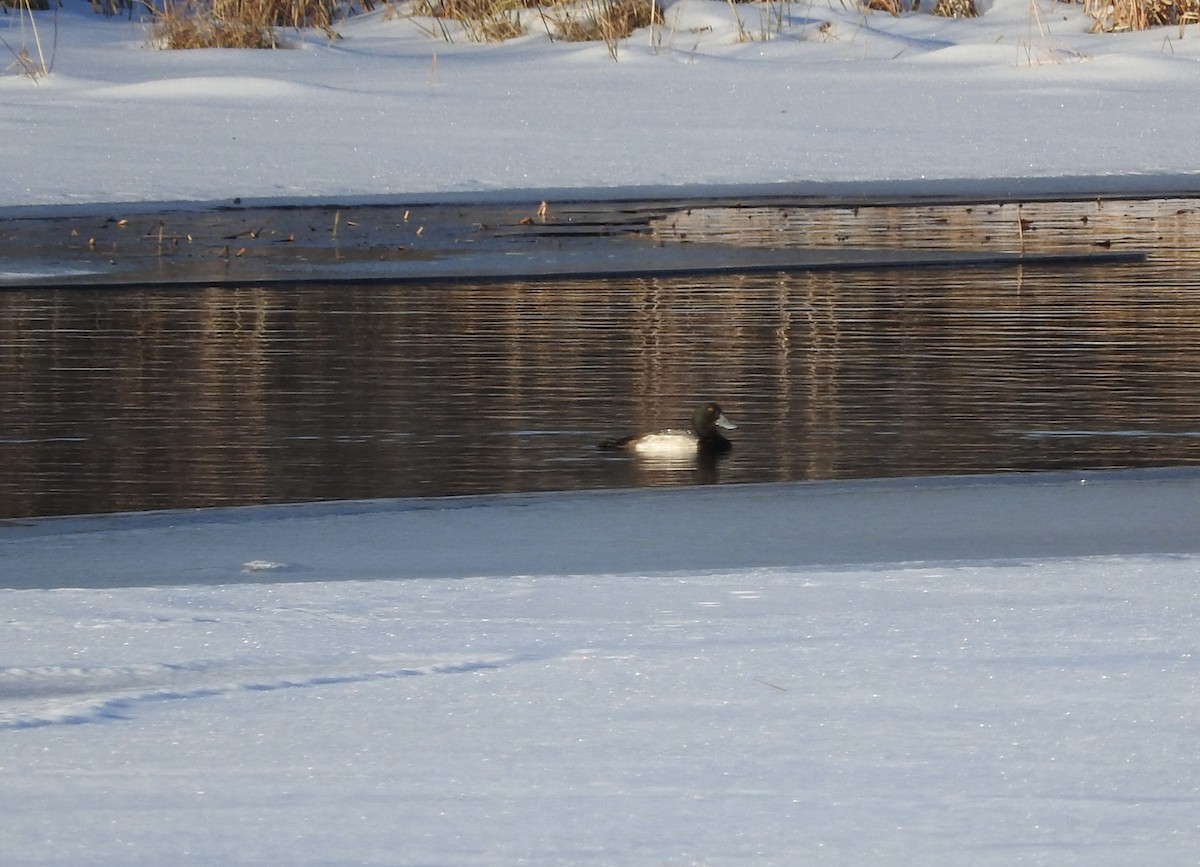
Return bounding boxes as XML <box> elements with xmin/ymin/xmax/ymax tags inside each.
<box><xmin>4</xmin><ymin>472</ymin><xmax>1200</xmax><ymax>864</ymax></box>
<box><xmin>3</xmin><ymin>0</ymin><xmax>1200</xmax><ymax>212</ymax></box>
<box><xmin>4</xmin><ymin>3</ymin><xmax>1200</xmax><ymax>864</ymax></box>
<box><xmin>5</xmin><ymin>552</ymin><xmax>1198</xmax><ymax>865</ymax></box>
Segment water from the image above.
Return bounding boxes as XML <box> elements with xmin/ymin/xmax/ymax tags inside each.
<box><xmin>3</xmin><ymin>198</ymin><xmax>1200</xmax><ymax>519</ymax></box>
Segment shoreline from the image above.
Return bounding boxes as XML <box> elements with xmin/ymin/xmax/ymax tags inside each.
<box><xmin>2</xmin><ymin>183</ymin><xmax>1191</xmax><ymax>290</ymax></box>
<box><xmin>5</xmin><ymin>173</ymin><xmax>1200</xmax><ymax>221</ymax></box>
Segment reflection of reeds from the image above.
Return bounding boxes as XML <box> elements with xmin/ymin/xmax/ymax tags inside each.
<box><xmin>651</xmin><ymin>198</ymin><xmax>1200</xmax><ymax>264</ymax></box>
<box><xmin>1085</xmin><ymin>0</ymin><xmax>1200</xmax><ymax>31</ymax></box>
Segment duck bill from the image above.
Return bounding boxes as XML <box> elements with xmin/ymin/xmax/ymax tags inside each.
<box><xmin>715</xmin><ymin>413</ymin><xmax>736</xmax><ymax>430</ymax></box>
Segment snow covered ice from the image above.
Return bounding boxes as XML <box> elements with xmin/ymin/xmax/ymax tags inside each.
<box><xmin>3</xmin><ymin>1</ymin><xmax>1200</xmax><ymax>863</ymax></box>
<box><xmin>3</xmin><ymin>473</ymin><xmax>1200</xmax><ymax>864</ymax></box>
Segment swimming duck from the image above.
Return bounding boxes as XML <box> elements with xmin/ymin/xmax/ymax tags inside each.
<box><xmin>601</xmin><ymin>402</ymin><xmax>737</xmax><ymax>457</ymax></box>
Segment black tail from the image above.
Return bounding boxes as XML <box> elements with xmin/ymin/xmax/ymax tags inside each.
<box><xmin>598</xmin><ymin>436</ymin><xmax>635</xmax><ymax>451</ymax></box>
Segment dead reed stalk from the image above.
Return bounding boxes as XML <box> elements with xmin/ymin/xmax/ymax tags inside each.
<box><xmin>1085</xmin><ymin>0</ymin><xmax>1200</xmax><ymax>30</ymax></box>
<box><xmin>148</xmin><ymin>0</ymin><xmax>376</xmax><ymax>49</ymax></box>
<box><xmin>548</xmin><ymin>0</ymin><xmax>661</xmax><ymax>55</ymax></box>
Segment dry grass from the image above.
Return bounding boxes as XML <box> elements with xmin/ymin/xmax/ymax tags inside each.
<box><xmin>863</xmin><ymin>0</ymin><xmax>976</xmax><ymax>16</ymax></box>
<box><xmin>134</xmin><ymin>0</ymin><xmax>1199</xmax><ymax>54</ymax></box>
<box><xmin>1085</xmin><ymin>0</ymin><xmax>1200</xmax><ymax>30</ymax></box>
<box><xmin>860</xmin><ymin>0</ymin><xmax>1197</xmax><ymax>25</ymax></box>
<box><xmin>931</xmin><ymin>0</ymin><xmax>977</xmax><ymax>17</ymax></box>
<box><xmin>548</xmin><ymin>0</ymin><xmax>661</xmax><ymax>44</ymax></box>
<box><xmin>152</xmin><ymin>2</ymin><xmax>271</xmax><ymax>48</ymax></box>
<box><xmin>2</xmin><ymin>0</ymin><xmax>53</xmax><ymax>78</ymax></box>
<box><xmin>416</xmin><ymin>0</ymin><xmax>660</xmax><ymax>48</ymax></box>
<box><xmin>148</xmin><ymin>0</ymin><xmax>377</xmax><ymax>49</ymax></box>
<box><xmin>413</xmin><ymin>0</ymin><xmax>533</xmax><ymax>41</ymax></box>
<box><xmin>145</xmin><ymin>0</ymin><xmax>661</xmax><ymax>51</ymax></box>
<box><xmin>90</xmin><ymin>0</ymin><xmax>138</xmax><ymax>15</ymax></box>
<box><xmin>152</xmin><ymin>1</ymin><xmax>279</xmax><ymax>48</ymax></box>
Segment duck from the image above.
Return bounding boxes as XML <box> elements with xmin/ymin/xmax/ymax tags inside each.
<box><xmin>600</xmin><ymin>402</ymin><xmax>737</xmax><ymax>457</ymax></box>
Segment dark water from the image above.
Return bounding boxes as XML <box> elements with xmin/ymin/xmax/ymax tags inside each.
<box><xmin>3</xmin><ymin>198</ymin><xmax>1200</xmax><ymax>519</ymax></box>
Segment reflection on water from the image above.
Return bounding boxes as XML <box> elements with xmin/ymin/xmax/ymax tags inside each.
<box><xmin>3</xmin><ymin>198</ymin><xmax>1200</xmax><ymax>518</ymax></box>
<box><xmin>653</xmin><ymin>196</ymin><xmax>1200</xmax><ymax>257</ymax></box>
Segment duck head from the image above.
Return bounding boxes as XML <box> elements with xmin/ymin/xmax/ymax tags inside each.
<box><xmin>692</xmin><ymin>402</ymin><xmax>736</xmax><ymax>448</ymax></box>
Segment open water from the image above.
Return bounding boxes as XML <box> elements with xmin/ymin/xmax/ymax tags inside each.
<box><xmin>3</xmin><ymin>197</ymin><xmax>1199</xmax><ymax>518</ymax></box>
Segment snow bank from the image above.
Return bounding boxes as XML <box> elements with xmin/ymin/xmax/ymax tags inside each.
<box><xmin>3</xmin><ymin>1</ymin><xmax>1200</xmax><ymax>211</ymax></box>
